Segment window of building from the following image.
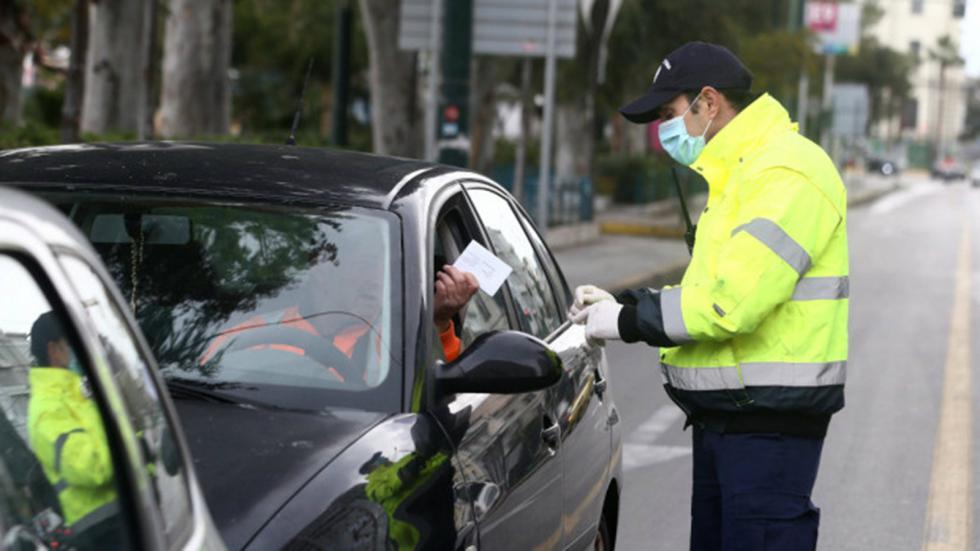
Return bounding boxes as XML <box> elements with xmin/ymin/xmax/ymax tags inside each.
<box><xmin>953</xmin><ymin>0</ymin><xmax>966</xmax><ymax>17</ymax></box>
<box><xmin>910</xmin><ymin>40</ymin><xmax>921</xmax><ymax>61</ymax></box>
<box><xmin>911</xmin><ymin>0</ymin><xmax>924</xmax><ymax>14</ymax></box>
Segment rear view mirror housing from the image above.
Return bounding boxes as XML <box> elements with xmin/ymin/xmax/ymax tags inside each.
<box><xmin>434</xmin><ymin>330</ymin><xmax>562</xmax><ymax>397</ymax></box>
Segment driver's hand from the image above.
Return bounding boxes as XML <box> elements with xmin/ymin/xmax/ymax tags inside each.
<box><xmin>434</xmin><ymin>265</ymin><xmax>479</xmax><ymax>332</ymax></box>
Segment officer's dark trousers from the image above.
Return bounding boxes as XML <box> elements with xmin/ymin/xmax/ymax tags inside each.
<box><xmin>689</xmin><ymin>427</ymin><xmax>823</xmax><ymax>551</ymax></box>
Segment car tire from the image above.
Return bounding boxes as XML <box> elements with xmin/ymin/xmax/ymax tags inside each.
<box><xmin>594</xmin><ymin>512</ymin><xmax>613</xmax><ymax>551</ymax></box>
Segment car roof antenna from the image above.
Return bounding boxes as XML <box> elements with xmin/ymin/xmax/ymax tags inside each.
<box><xmin>285</xmin><ymin>58</ymin><xmax>314</xmax><ymax>146</ymax></box>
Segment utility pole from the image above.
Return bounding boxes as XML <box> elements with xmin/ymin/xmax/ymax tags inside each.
<box><xmin>331</xmin><ymin>0</ymin><xmax>353</xmax><ymax>147</ymax></box>
<box><xmin>423</xmin><ymin>0</ymin><xmax>443</xmax><ymax>161</ymax></box>
<box><xmin>437</xmin><ymin>0</ymin><xmax>473</xmax><ymax>167</ymax></box>
<box><xmin>537</xmin><ymin>0</ymin><xmax>559</xmax><ymax>234</ymax></box>
<box><xmin>820</xmin><ymin>54</ymin><xmax>835</xmax><ymax>151</ymax></box>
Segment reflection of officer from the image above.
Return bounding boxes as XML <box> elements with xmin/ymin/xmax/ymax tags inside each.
<box><xmin>27</xmin><ymin>312</ymin><xmax>121</xmax><ymax>547</ymax></box>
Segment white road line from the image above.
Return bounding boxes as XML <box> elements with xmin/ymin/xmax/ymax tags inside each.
<box><xmin>921</xmin><ymin>219</ymin><xmax>972</xmax><ymax>551</ymax></box>
<box><xmin>623</xmin><ymin>405</ymin><xmax>690</xmax><ymax>471</ymax></box>
<box><xmin>870</xmin><ymin>183</ymin><xmax>940</xmax><ymax>215</ymax></box>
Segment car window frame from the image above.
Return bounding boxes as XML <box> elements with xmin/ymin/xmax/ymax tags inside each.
<box><xmin>461</xmin><ymin>181</ymin><xmax>569</xmax><ymax>342</ymax></box>
<box><xmin>0</xmin><ymin>221</ymin><xmax>164</xmax><ymax>551</ymax></box>
<box><xmin>56</xmin><ymin>250</ymin><xmax>205</xmax><ymax>550</ymax></box>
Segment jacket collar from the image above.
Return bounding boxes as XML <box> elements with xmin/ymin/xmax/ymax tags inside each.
<box><xmin>691</xmin><ymin>93</ymin><xmax>796</xmax><ymax>199</ymax></box>
<box><xmin>29</xmin><ymin>367</ymin><xmax>82</xmax><ymax>394</ymax></box>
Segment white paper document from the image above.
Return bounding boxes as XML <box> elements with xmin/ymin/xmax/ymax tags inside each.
<box><xmin>452</xmin><ymin>241</ymin><xmax>513</xmax><ymax>296</ymax></box>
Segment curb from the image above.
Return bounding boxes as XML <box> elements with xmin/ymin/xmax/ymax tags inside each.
<box><xmin>599</xmin><ymin>182</ymin><xmax>900</xmax><ymax>239</ymax></box>
<box><xmin>607</xmin><ymin>260</ymin><xmax>690</xmax><ymax>293</ymax></box>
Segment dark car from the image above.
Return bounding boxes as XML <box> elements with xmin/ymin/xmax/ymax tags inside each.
<box><xmin>0</xmin><ymin>187</ymin><xmax>225</xmax><ymax>551</ymax></box>
<box><xmin>1</xmin><ymin>143</ymin><xmax>623</xmax><ymax>551</ymax></box>
<box><xmin>866</xmin><ymin>156</ymin><xmax>900</xmax><ymax>177</ymax></box>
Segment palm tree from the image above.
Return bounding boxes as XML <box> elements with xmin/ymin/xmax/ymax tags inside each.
<box><xmin>928</xmin><ymin>34</ymin><xmax>964</xmax><ymax>152</ymax></box>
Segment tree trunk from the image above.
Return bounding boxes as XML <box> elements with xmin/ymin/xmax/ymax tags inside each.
<box><xmin>469</xmin><ymin>56</ymin><xmax>497</xmax><ymax>173</ymax></box>
<box><xmin>81</xmin><ymin>0</ymin><xmax>145</xmax><ymax>134</ymax></box>
<box><xmin>61</xmin><ymin>0</ymin><xmax>88</xmax><ymax>142</ymax></box>
<box><xmin>554</xmin><ymin>0</ymin><xmax>609</xmax><ymax>183</ymax></box>
<box><xmin>159</xmin><ymin>0</ymin><xmax>232</xmax><ymax>138</ymax></box>
<box><xmin>0</xmin><ymin>0</ymin><xmax>29</xmax><ymax>125</ymax></box>
<box><xmin>358</xmin><ymin>0</ymin><xmax>420</xmax><ymax>157</ymax></box>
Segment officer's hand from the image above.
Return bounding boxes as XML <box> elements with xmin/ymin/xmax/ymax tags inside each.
<box><xmin>568</xmin><ymin>285</ymin><xmax>616</xmax><ymax>318</ymax></box>
<box><xmin>569</xmin><ymin>301</ymin><xmax>623</xmax><ymax>346</ymax></box>
<box><xmin>434</xmin><ymin>265</ymin><xmax>479</xmax><ymax>333</ymax></box>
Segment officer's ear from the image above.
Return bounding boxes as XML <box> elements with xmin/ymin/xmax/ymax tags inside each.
<box><xmin>699</xmin><ymin>86</ymin><xmax>724</xmax><ymax>119</ymax></box>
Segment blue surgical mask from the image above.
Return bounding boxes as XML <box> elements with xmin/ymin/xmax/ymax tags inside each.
<box><xmin>658</xmin><ymin>93</ymin><xmax>714</xmax><ymax>165</ymax></box>
<box><xmin>68</xmin><ymin>354</ymin><xmax>83</xmax><ymax>376</ymax></box>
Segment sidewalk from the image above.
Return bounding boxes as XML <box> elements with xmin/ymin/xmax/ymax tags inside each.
<box><xmin>556</xmin><ymin>172</ymin><xmax>904</xmax><ymax>293</ymax></box>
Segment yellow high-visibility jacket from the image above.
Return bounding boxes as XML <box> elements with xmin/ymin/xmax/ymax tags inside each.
<box><xmin>628</xmin><ymin>94</ymin><xmax>849</xmax><ymax>418</ymax></box>
<box><xmin>28</xmin><ymin>367</ymin><xmax>118</xmax><ymax>529</ymax></box>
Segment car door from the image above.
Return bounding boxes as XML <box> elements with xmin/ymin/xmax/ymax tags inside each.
<box><xmin>512</xmin><ymin>199</ymin><xmax>617</xmax><ymax>550</ymax></box>
<box><xmin>427</xmin><ymin>188</ymin><xmax>564</xmax><ymax>550</ymax></box>
<box><xmin>465</xmin><ymin>183</ymin><xmax>615</xmax><ymax>550</ymax></box>
<box><xmin>0</xmin><ymin>195</ymin><xmax>222</xmax><ymax>551</ymax></box>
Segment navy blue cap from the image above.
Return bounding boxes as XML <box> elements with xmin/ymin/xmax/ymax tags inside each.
<box><xmin>619</xmin><ymin>41</ymin><xmax>753</xmax><ymax>124</ymax></box>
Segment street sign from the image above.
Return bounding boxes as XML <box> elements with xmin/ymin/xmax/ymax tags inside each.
<box><xmin>399</xmin><ymin>0</ymin><xmax>577</xmax><ymax>59</ymax></box>
<box><xmin>805</xmin><ymin>1</ymin><xmax>861</xmax><ymax>55</ymax></box>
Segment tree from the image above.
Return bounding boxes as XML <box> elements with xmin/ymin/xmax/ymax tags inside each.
<box><xmin>59</xmin><ymin>0</ymin><xmax>86</xmax><ymax>141</ymax></box>
<box><xmin>357</xmin><ymin>0</ymin><xmax>420</xmax><ymax>157</ymax></box>
<box><xmin>80</xmin><ymin>0</ymin><xmax>146</xmax><ymax>134</ymax></box>
<box><xmin>928</xmin><ymin>34</ymin><xmax>964</xmax><ymax>150</ymax></box>
<box><xmin>0</xmin><ymin>0</ymin><xmax>31</xmax><ymax>124</ymax></box>
<box><xmin>159</xmin><ymin>0</ymin><xmax>233</xmax><ymax>138</ymax></box>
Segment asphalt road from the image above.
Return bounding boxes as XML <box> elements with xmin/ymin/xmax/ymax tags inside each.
<box><xmin>607</xmin><ymin>177</ymin><xmax>980</xmax><ymax>551</ymax></box>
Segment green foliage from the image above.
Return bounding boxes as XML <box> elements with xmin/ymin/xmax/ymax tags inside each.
<box><xmin>594</xmin><ymin>153</ymin><xmax>699</xmax><ymax>204</ymax></box>
<box><xmin>232</xmin><ymin>0</ymin><xmax>370</xmax><ymax>143</ymax></box>
<box><xmin>0</xmin><ymin>123</ymin><xmax>60</xmax><ymax>149</ymax></box>
<box><xmin>836</xmin><ymin>37</ymin><xmax>915</xmax><ymax>130</ymax></box>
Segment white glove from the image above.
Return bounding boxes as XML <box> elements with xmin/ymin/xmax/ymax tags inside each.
<box><xmin>569</xmin><ymin>301</ymin><xmax>623</xmax><ymax>343</ymax></box>
<box><xmin>569</xmin><ymin>285</ymin><xmax>616</xmax><ymax>317</ymax></box>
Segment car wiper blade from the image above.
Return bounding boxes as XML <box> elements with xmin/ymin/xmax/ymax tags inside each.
<box><xmin>165</xmin><ymin>377</ymin><xmax>248</xmax><ymax>405</ymax></box>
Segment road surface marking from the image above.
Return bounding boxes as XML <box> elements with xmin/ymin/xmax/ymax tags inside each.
<box><xmin>922</xmin><ymin>220</ymin><xmax>972</xmax><ymax>551</ymax></box>
<box><xmin>870</xmin><ymin>184</ymin><xmax>938</xmax><ymax>215</ymax></box>
<box><xmin>624</xmin><ymin>405</ymin><xmax>690</xmax><ymax>470</ymax></box>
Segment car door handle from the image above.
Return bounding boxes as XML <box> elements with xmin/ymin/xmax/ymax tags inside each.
<box><xmin>593</xmin><ymin>368</ymin><xmax>607</xmax><ymax>398</ymax></box>
<box><xmin>541</xmin><ymin>415</ymin><xmax>560</xmax><ymax>451</ymax></box>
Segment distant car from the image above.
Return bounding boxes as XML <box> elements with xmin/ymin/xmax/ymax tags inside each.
<box><xmin>0</xmin><ymin>187</ymin><xmax>224</xmax><ymax>551</ymax></box>
<box><xmin>970</xmin><ymin>164</ymin><xmax>980</xmax><ymax>187</ymax></box>
<box><xmin>866</xmin><ymin>157</ymin><xmax>901</xmax><ymax>176</ymax></box>
<box><xmin>2</xmin><ymin>143</ymin><xmax>623</xmax><ymax>551</ymax></box>
<box><xmin>931</xmin><ymin>156</ymin><xmax>967</xmax><ymax>182</ymax></box>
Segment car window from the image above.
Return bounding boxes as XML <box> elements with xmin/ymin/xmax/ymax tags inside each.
<box><xmin>435</xmin><ymin>210</ymin><xmax>511</xmax><ymax>349</ymax></box>
<box><xmin>43</xmin><ymin>194</ymin><xmax>403</xmax><ymax>414</ymax></box>
<box><xmin>516</xmin><ymin>209</ymin><xmax>572</xmax><ymax>314</ymax></box>
<box><xmin>58</xmin><ymin>254</ymin><xmax>194</xmax><ymax>549</ymax></box>
<box><xmin>466</xmin><ymin>189</ymin><xmax>563</xmax><ymax>339</ymax></box>
<box><xmin>0</xmin><ymin>254</ymin><xmax>131</xmax><ymax>550</ymax></box>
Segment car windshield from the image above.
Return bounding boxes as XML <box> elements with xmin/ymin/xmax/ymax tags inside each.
<box><xmin>44</xmin><ymin>193</ymin><xmax>402</xmax><ymax>413</ymax></box>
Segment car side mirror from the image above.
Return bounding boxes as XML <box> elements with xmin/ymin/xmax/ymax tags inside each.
<box><xmin>435</xmin><ymin>331</ymin><xmax>562</xmax><ymax>397</ymax></box>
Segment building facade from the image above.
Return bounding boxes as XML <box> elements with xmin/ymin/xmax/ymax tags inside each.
<box><xmin>867</xmin><ymin>0</ymin><xmax>968</xmax><ymax>151</ymax></box>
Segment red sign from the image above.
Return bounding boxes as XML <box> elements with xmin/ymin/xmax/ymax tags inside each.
<box><xmin>806</xmin><ymin>1</ymin><xmax>839</xmax><ymax>32</ymax></box>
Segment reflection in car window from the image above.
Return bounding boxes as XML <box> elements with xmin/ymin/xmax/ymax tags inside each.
<box><xmin>45</xmin><ymin>194</ymin><xmax>402</xmax><ymax>413</ymax></box>
<box><xmin>435</xmin><ymin>219</ymin><xmax>510</xmax><ymax>347</ymax></box>
<box><xmin>467</xmin><ymin>189</ymin><xmax>563</xmax><ymax>339</ymax></box>
<box><xmin>0</xmin><ymin>254</ymin><xmax>130</xmax><ymax>550</ymax></box>
<box><xmin>58</xmin><ymin>254</ymin><xmax>193</xmax><ymax>548</ymax></box>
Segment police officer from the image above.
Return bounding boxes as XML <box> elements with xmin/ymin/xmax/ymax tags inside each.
<box><xmin>28</xmin><ymin>311</ymin><xmax>121</xmax><ymax>547</ymax></box>
<box><xmin>571</xmin><ymin>42</ymin><xmax>848</xmax><ymax>551</ymax></box>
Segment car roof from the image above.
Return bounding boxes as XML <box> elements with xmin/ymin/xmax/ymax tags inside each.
<box><xmin>0</xmin><ymin>142</ymin><xmax>449</xmax><ymax>209</ymax></box>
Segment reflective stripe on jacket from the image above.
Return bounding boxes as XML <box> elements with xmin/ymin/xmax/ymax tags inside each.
<box><xmin>27</xmin><ymin>368</ymin><xmax>118</xmax><ymax>527</ymax></box>
<box><xmin>658</xmin><ymin>94</ymin><xmax>849</xmax><ymax>416</ymax></box>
